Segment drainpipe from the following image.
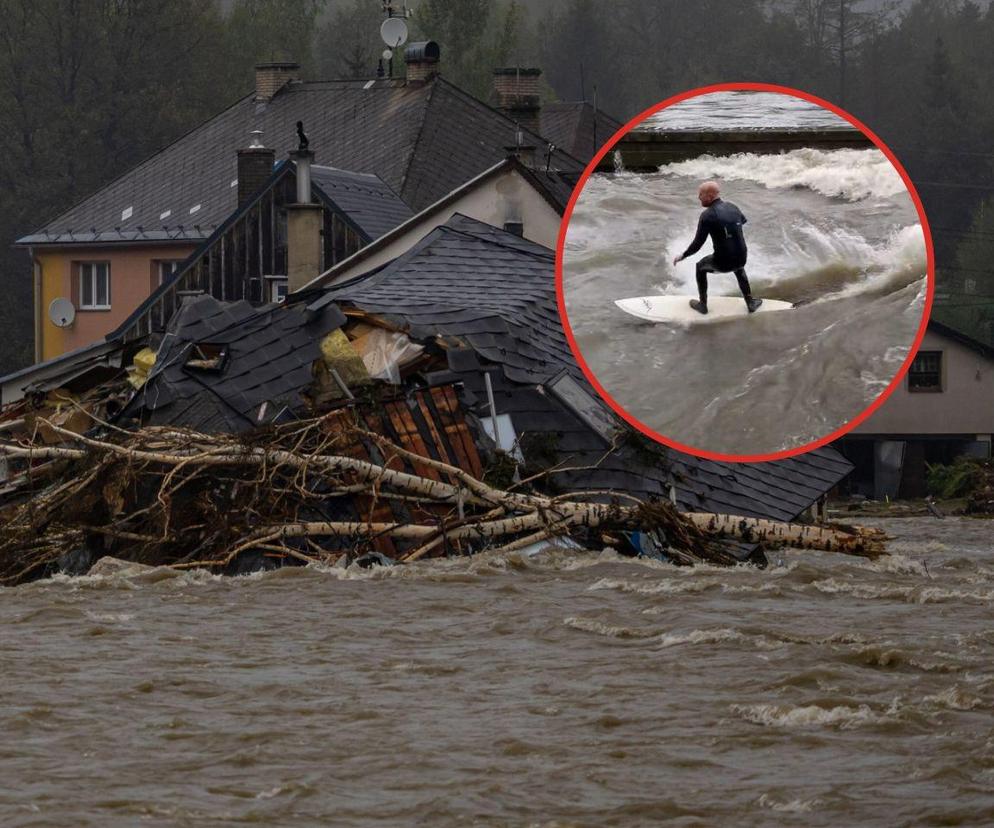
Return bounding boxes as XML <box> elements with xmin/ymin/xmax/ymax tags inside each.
<box><xmin>286</xmin><ymin>149</ymin><xmax>323</xmax><ymax>293</ymax></box>
<box><xmin>31</xmin><ymin>247</ymin><xmax>42</xmax><ymax>363</ymax></box>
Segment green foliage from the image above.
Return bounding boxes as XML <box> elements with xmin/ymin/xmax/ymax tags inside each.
<box><xmin>317</xmin><ymin>0</ymin><xmax>384</xmax><ymax>79</ymax></box>
<box><xmin>3</xmin><ymin>0</ymin><xmax>994</xmax><ymax>378</ymax></box>
<box><xmin>926</xmin><ymin>456</ymin><xmax>986</xmax><ymax>499</ymax></box>
<box><xmin>412</xmin><ymin>0</ymin><xmax>524</xmax><ymax>99</ymax></box>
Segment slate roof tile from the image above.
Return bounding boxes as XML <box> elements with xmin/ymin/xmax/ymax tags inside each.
<box><xmin>23</xmin><ymin>78</ymin><xmax>585</xmax><ymax>245</ymax></box>
<box><xmin>319</xmin><ymin>213</ymin><xmax>853</xmax><ymax>523</ymax></box>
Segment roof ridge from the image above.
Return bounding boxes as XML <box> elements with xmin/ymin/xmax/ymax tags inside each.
<box><xmin>398</xmin><ymin>78</ymin><xmax>440</xmax><ymax>196</ymax></box>
<box><xmin>439</xmin><ymin>215</ymin><xmax>555</xmax><ymax>262</ymax></box>
<box><xmin>430</xmin><ymin>77</ymin><xmax>588</xmax><ymax>169</ymax></box>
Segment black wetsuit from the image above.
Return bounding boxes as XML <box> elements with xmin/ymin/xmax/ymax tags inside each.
<box><xmin>680</xmin><ymin>198</ymin><xmax>753</xmax><ymax>304</ymax></box>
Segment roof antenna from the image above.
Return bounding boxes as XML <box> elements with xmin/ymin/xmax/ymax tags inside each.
<box><xmin>545</xmin><ymin>142</ymin><xmax>556</xmax><ymax>174</ymax></box>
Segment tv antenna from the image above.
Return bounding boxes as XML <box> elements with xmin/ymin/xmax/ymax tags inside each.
<box><xmin>380</xmin><ymin>3</ymin><xmax>411</xmax><ymax>78</ymax></box>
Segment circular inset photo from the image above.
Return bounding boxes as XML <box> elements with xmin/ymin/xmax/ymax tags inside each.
<box><xmin>558</xmin><ymin>83</ymin><xmax>933</xmax><ymax>462</ymax></box>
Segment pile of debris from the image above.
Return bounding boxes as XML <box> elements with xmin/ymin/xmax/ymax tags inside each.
<box><xmin>0</xmin><ymin>398</ymin><xmax>886</xmax><ymax>585</ymax></box>
<box><xmin>0</xmin><ymin>216</ymin><xmax>888</xmax><ymax>583</ymax></box>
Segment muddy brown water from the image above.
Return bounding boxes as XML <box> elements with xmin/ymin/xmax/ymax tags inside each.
<box><xmin>3</xmin><ymin>516</ymin><xmax>994</xmax><ymax>826</ymax></box>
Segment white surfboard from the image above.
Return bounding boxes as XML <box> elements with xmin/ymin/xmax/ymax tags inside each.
<box><xmin>614</xmin><ymin>295</ymin><xmax>794</xmax><ymax>323</ymax></box>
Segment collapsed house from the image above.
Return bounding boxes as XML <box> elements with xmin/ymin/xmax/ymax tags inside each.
<box><xmin>0</xmin><ymin>53</ymin><xmax>870</xmax><ymax>580</ymax></box>
<box><xmin>0</xmin><ymin>207</ymin><xmax>874</xmax><ymax>582</ymax></box>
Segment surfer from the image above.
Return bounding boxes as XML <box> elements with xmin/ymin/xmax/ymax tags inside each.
<box><xmin>672</xmin><ymin>180</ymin><xmax>762</xmax><ymax>315</ymax></box>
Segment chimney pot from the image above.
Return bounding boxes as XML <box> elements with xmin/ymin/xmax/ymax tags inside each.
<box><xmin>255</xmin><ymin>61</ymin><xmax>300</xmax><ymax>102</ymax></box>
<box><xmin>405</xmin><ymin>41</ymin><xmax>440</xmax><ymax>85</ymax></box>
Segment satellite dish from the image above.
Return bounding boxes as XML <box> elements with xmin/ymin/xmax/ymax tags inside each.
<box><xmin>49</xmin><ymin>297</ymin><xmax>76</xmax><ymax>328</ymax></box>
<box><xmin>380</xmin><ymin>17</ymin><xmax>408</xmax><ymax>48</ymax></box>
<box><xmin>382</xmin><ymin>48</ymin><xmax>393</xmax><ymax>61</ymax></box>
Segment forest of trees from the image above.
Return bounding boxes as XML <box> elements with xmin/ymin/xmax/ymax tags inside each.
<box><xmin>1</xmin><ymin>0</ymin><xmax>993</xmax><ymax>374</ymax></box>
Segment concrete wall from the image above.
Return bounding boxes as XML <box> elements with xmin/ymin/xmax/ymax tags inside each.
<box><xmin>322</xmin><ymin>167</ymin><xmax>560</xmax><ymax>286</ymax></box>
<box><xmin>608</xmin><ymin>128</ymin><xmax>871</xmax><ymax>171</ymax></box>
<box><xmin>853</xmin><ymin>328</ymin><xmax>994</xmax><ymax>436</ymax></box>
<box><xmin>35</xmin><ymin>243</ymin><xmax>196</xmax><ymax>360</ymax></box>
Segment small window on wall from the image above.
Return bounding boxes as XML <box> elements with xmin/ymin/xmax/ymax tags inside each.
<box><xmin>77</xmin><ymin>262</ymin><xmax>111</xmax><ymax>310</ymax></box>
<box><xmin>156</xmin><ymin>260</ymin><xmax>183</xmax><ymax>287</ymax></box>
<box><xmin>270</xmin><ymin>278</ymin><xmax>289</xmax><ymax>303</ymax></box>
<box><xmin>908</xmin><ymin>350</ymin><xmax>942</xmax><ymax>392</ymax></box>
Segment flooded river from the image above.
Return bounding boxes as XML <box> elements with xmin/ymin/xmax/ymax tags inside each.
<box><xmin>3</xmin><ymin>516</ymin><xmax>994</xmax><ymax>826</ymax></box>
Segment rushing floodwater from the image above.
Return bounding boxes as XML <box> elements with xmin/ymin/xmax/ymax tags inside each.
<box><xmin>563</xmin><ymin>147</ymin><xmax>926</xmax><ymax>455</ymax></box>
<box><xmin>3</xmin><ymin>516</ymin><xmax>994</xmax><ymax>826</ymax></box>
<box><xmin>643</xmin><ymin>90</ymin><xmax>852</xmax><ymax>132</ymax></box>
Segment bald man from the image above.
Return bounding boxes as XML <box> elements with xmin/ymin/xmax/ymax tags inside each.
<box><xmin>672</xmin><ymin>181</ymin><xmax>762</xmax><ymax>315</ymax></box>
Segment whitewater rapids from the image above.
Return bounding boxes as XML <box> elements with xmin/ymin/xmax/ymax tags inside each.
<box><xmin>562</xmin><ymin>147</ymin><xmax>927</xmax><ymax>455</ymax></box>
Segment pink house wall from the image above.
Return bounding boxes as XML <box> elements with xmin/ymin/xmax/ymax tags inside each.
<box><xmin>39</xmin><ymin>243</ymin><xmax>197</xmax><ymax>357</ymax></box>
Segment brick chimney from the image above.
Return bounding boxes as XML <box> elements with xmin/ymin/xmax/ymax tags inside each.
<box><xmin>405</xmin><ymin>41</ymin><xmax>440</xmax><ymax>85</ymax></box>
<box><xmin>237</xmin><ymin>131</ymin><xmax>276</xmax><ymax>206</ymax></box>
<box><xmin>255</xmin><ymin>61</ymin><xmax>300</xmax><ymax>102</ymax></box>
<box><xmin>494</xmin><ymin>67</ymin><xmax>542</xmax><ymax>135</ymax></box>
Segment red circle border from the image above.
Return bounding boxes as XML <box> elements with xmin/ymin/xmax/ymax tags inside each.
<box><xmin>554</xmin><ymin>81</ymin><xmax>936</xmax><ymax>464</ymax></box>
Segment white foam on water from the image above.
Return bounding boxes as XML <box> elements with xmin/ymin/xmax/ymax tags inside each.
<box><xmin>732</xmin><ymin>702</ymin><xmax>887</xmax><ymax>729</ymax></box>
<box><xmin>660</xmin><ymin>148</ymin><xmax>906</xmax><ymax>202</ymax></box>
<box><xmin>922</xmin><ymin>686</ymin><xmax>982</xmax><ymax>711</ymax></box>
<box><xmin>589</xmin><ymin>576</ymin><xmax>717</xmax><ymax>596</ymax></box>
<box><xmin>757</xmin><ymin>793</ymin><xmax>823</xmax><ymax>813</ymax></box>
<box><xmin>563</xmin><ymin>616</ymin><xmax>659</xmax><ymax>640</ymax></box>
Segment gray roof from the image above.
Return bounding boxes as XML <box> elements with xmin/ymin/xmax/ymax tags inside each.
<box><xmin>540</xmin><ymin>102</ymin><xmax>624</xmax><ymax>163</ymax></box>
<box><xmin>314</xmin><ymin>214</ymin><xmax>852</xmax><ymax>523</ymax></box>
<box><xmin>124</xmin><ymin>294</ymin><xmax>345</xmax><ymax>430</ymax></box>
<box><xmin>310</xmin><ymin>166</ymin><xmax>413</xmax><ymax>241</ymax></box>
<box><xmin>20</xmin><ymin>77</ymin><xmax>584</xmax><ymax>247</ymax></box>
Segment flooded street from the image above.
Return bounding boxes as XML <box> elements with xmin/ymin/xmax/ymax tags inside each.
<box><xmin>3</xmin><ymin>516</ymin><xmax>994</xmax><ymax>826</ymax></box>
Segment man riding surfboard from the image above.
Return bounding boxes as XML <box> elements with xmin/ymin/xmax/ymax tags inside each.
<box><xmin>672</xmin><ymin>180</ymin><xmax>762</xmax><ymax>315</ymax></box>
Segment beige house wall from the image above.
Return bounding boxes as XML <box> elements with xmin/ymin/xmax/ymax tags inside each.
<box><xmin>853</xmin><ymin>328</ymin><xmax>994</xmax><ymax>437</ymax></box>
<box><xmin>315</xmin><ymin>167</ymin><xmax>560</xmax><ymax>287</ymax></box>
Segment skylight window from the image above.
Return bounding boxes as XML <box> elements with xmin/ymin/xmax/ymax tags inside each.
<box><xmin>121</xmin><ymin>206</ymin><xmax>133</xmax><ymax>221</ymax></box>
<box><xmin>189</xmin><ymin>204</ymin><xmax>201</xmax><ymax>215</ymax></box>
<box><xmin>159</xmin><ymin>210</ymin><xmax>171</xmax><ymax>220</ymax></box>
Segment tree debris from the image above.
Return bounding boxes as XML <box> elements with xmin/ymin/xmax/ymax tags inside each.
<box><xmin>0</xmin><ymin>410</ymin><xmax>887</xmax><ymax>586</ymax></box>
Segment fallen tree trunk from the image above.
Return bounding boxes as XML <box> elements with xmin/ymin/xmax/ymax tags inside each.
<box><xmin>683</xmin><ymin>512</ymin><xmax>887</xmax><ymax>558</ymax></box>
<box><xmin>0</xmin><ymin>416</ymin><xmax>888</xmax><ymax>583</ymax></box>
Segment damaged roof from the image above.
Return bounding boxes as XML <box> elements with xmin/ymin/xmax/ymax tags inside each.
<box><xmin>123</xmin><ymin>295</ymin><xmax>345</xmax><ymax>431</ymax></box>
<box><xmin>310</xmin><ymin>214</ymin><xmax>572</xmax><ymax>385</ymax></box>
<box><xmin>19</xmin><ymin>77</ymin><xmax>584</xmax><ymax>247</ymax></box>
<box><xmin>311</xmin><ymin>214</ymin><xmax>852</xmax><ymax>522</ymax></box>
<box><xmin>98</xmin><ymin>213</ymin><xmax>850</xmax><ymax>526</ymax></box>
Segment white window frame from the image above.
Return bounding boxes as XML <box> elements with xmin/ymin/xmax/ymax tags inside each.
<box><xmin>157</xmin><ymin>259</ymin><xmax>183</xmax><ymax>286</ymax></box>
<box><xmin>267</xmin><ymin>277</ymin><xmax>289</xmax><ymax>304</ymax></box>
<box><xmin>79</xmin><ymin>262</ymin><xmax>111</xmax><ymax>310</ymax></box>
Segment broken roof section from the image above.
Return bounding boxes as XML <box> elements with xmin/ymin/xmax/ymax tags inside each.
<box><xmin>18</xmin><ymin>78</ymin><xmax>584</xmax><ymax>247</ymax></box>
<box><xmin>309</xmin><ymin>214</ymin><xmax>852</xmax><ymax>523</ymax></box>
<box><xmin>123</xmin><ymin>295</ymin><xmax>346</xmax><ymax>431</ymax></box>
